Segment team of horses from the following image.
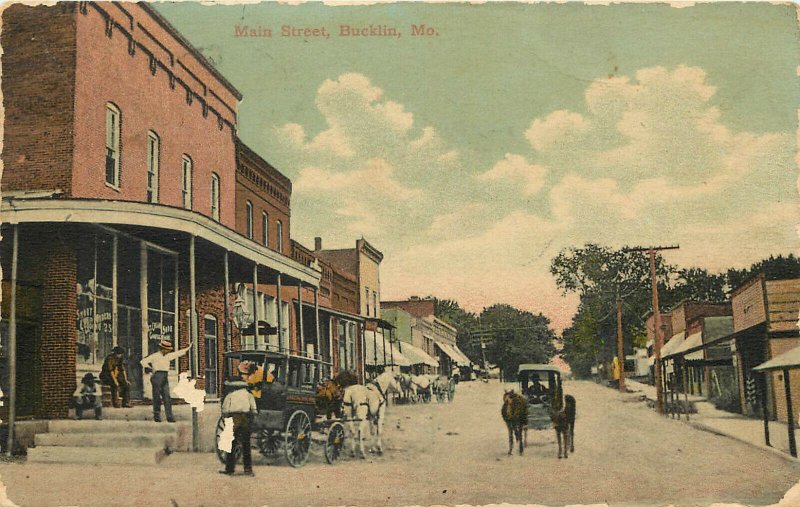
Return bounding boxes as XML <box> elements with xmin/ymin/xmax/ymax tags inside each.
<box><xmin>316</xmin><ymin>370</ymin><xmax>454</xmax><ymax>459</ymax></box>
<box><xmin>501</xmin><ymin>386</ymin><xmax>576</xmax><ymax>459</ymax></box>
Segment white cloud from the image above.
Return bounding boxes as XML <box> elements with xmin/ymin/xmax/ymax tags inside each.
<box><xmin>477</xmin><ymin>153</ymin><xmax>547</xmax><ymax>196</ymax></box>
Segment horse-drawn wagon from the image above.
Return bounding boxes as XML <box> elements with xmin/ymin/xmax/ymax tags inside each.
<box><xmin>214</xmin><ymin>350</ymin><xmax>346</xmax><ymax>468</ymax></box>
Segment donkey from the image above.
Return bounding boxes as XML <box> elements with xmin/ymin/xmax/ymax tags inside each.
<box><xmin>501</xmin><ymin>390</ymin><xmax>528</xmax><ymax>455</ymax></box>
<box><xmin>550</xmin><ymin>389</ymin><xmax>576</xmax><ymax>459</ymax></box>
<box><xmin>341</xmin><ymin>370</ymin><xmax>401</xmax><ymax>458</ymax></box>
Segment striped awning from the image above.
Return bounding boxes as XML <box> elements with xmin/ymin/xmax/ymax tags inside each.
<box><xmin>435</xmin><ymin>342</ymin><xmax>471</xmax><ymax>366</ymax></box>
<box><xmin>398</xmin><ymin>341</ymin><xmax>439</xmax><ymax>367</ymax></box>
<box><xmin>364</xmin><ymin>336</ymin><xmax>411</xmax><ymax>367</ymax></box>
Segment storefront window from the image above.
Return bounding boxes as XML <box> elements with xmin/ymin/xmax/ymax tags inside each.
<box><xmin>76</xmin><ymin>232</ymin><xmax>114</xmax><ymax>365</ymax></box>
<box><xmin>146</xmin><ymin>249</ymin><xmax>177</xmax><ymax>358</ymax></box>
<box><xmin>338</xmin><ymin>320</ymin><xmax>347</xmax><ymax>370</ymax></box>
<box><xmin>348</xmin><ymin>322</ymin><xmax>356</xmax><ymax>372</ymax></box>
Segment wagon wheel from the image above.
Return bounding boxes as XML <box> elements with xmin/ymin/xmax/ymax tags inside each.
<box><xmin>215</xmin><ymin>416</ymin><xmax>240</xmax><ymax>464</ymax></box>
<box><xmin>448</xmin><ymin>387</ymin><xmax>455</xmax><ymax>402</ymax></box>
<box><xmin>324</xmin><ymin>421</ymin><xmax>346</xmax><ymax>464</ymax></box>
<box><xmin>285</xmin><ymin>410</ymin><xmax>312</xmax><ymax>468</ymax></box>
<box><xmin>257</xmin><ymin>429</ymin><xmax>280</xmax><ymax>462</ymax></box>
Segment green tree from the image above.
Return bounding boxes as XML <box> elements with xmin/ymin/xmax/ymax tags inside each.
<box><xmin>478</xmin><ymin>304</ymin><xmax>557</xmax><ymax>381</ymax></box>
<box><xmin>727</xmin><ymin>254</ymin><xmax>800</xmax><ymax>290</ymax></box>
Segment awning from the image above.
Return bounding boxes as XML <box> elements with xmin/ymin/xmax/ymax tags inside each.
<box><xmin>451</xmin><ymin>344</ymin><xmax>473</xmax><ymax>366</ymax></box>
<box><xmin>669</xmin><ymin>331</ymin><xmax>703</xmax><ymax>360</ymax></box>
<box><xmin>364</xmin><ymin>337</ymin><xmax>411</xmax><ymax>367</ymax></box>
<box><xmin>754</xmin><ymin>345</ymin><xmax>800</xmax><ymax>372</ymax></box>
<box><xmin>435</xmin><ymin>342</ymin><xmax>470</xmax><ymax>367</ymax></box>
<box><xmin>660</xmin><ymin>332</ymin><xmax>685</xmax><ymax>359</ymax></box>
<box><xmin>399</xmin><ymin>341</ymin><xmax>439</xmax><ymax>367</ymax></box>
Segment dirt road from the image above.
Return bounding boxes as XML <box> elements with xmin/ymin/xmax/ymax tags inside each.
<box><xmin>1</xmin><ymin>380</ymin><xmax>798</xmax><ymax>506</ymax></box>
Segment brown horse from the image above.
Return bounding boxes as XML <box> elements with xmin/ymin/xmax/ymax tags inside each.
<box><xmin>550</xmin><ymin>387</ymin><xmax>576</xmax><ymax>459</ymax></box>
<box><xmin>501</xmin><ymin>390</ymin><xmax>528</xmax><ymax>455</ymax></box>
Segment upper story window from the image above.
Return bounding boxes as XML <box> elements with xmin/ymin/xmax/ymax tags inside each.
<box><xmin>365</xmin><ymin>287</ymin><xmax>371</xmax><ymax>316</ymax></box>
<box><xmin>373</xmin><ymin>291</ymin><xmax>378</xmax><ymax>317</ymax></box>
<box><xmin>182</xmin><ymin>156</ymin><xmax>193</xmax><ymax>209</ymax></box>
<box><xmin>246</xmin><ymin>201</ymin><xmax>254</xmax><ymax>239</ymax></box>
<box><xmin>210</xmin><ymin>173</ymin><xmax>220</xmax><ymax>222</ymax></box>
<box><xmin>262</xmin><ymin>212</ymin><xmax>269</xmax><ymax>247</ymax></box>
<box><xmin>276</xmin><ymin>220</ymin><xmax>284</xmax><ymax>254</ymax></box>
<box><xmin>105</xmin><ymin>103</ymin><xmax>121</xmax><ymax>188</ymax></box>
<box><xmin>146</xmin><ymin>131</ymin><xmax>160</xmax><ymax>203</ymax></box>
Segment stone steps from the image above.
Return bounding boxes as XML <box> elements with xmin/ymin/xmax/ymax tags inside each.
<box><xmin>26</xmin><ymin>445</ymin><xmax>169</xmax><ymax>465</ymax></box>
<box><xmin>27</xmin><ymin>419</ymin><xmax>191</xmax><ymax>465</ymax></box>
<box><xmin>35</xmin><ymin>432</ymin><xmax>176</xmax><ymax>449</ymax></box>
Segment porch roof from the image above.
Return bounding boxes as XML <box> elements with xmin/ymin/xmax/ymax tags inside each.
<box><xmin>2</xmin><ymin>197</ymin><xmax>320</xmax><ymax>286</ymax></box>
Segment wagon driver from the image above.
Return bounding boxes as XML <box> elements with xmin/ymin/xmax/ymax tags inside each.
<box><xmin>140</xmin><ymin>339</ymin><xmax>192</xmax><ymax>423</ymax></box>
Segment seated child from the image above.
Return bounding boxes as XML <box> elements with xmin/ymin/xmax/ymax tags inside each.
<box><xmin>73</xmin><ymin>373</ymin><xmax>103</xmax><ymax>420</ymax></box>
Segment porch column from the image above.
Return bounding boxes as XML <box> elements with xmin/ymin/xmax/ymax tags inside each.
<box><xmin>252</xmin><ymin>264</ymin><xmax>260</xmax><ymax>349</ymax></box>
<box><xmin>314</xmin><ymin>288</ymin><xmax>321</xmax><ymax>359</ymax></box>
<box><xmin>223</xmin><ymin>251</ymin><xmax>230</xmax><ymax>353</ymax></box>
<box><xmin>189</xmin><ymin>235</ymin><xmax>198</xmax><ymax>376</ymax></box>
<box><xmin>6</xmin><ymin>225</ymin><xmax>18</xmax><ymax>456</ymax></box>
<box><xmin>389</xmin><ymin>328</ymin><xmax>395</xmax><ymax>370</ymax></box>
<box><xmin>298</xmin><ymin>283</ymin><xmax>304</xmax><ymax>356</ymax></box>
<box><xmin>381</xmin><ymin>327</ymin><xmax>387</xmax><ymax>368</ymax></box>
<box><xmin>372</xmin><ymin>330</ymin><xmax>378</xmax><ymax>378</ymax></box>
<box><xmin>762</xmin><ymin>373</ymin><xmax>771</xmax><ymax>447</ymax></box>
<box><xmin>276</xmin><ymin>273</ymin><xmax>283</xmax><ymax>354</ymax></box>
<box><xmin>783</xmin><ymin>368</ymin><xmax>797</xmax><ymax>457</ymax></box>
<box><xmin>189</xmin><ymin>235</ymin><xmax>200</xmax><ymax>452</ymax></box>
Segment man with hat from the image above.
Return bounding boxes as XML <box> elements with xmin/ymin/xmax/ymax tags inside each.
<box><xmin>100</xmin><ymin>346</ymin><xmax>131</xmax><ymax>408</ymax></box>
<box><xmin>73</xmin><ymin>373</ymin><xmax>103</xmax><ymax>420</ymax></box>
<box><xmin>140</xmin><ymin>339</ymin><xmax>192</xmax><ymax>423</ymax></box>
<box><xmin>220</xmin><ymin>366</ymin><xmax>258</xmax><ymax>476</ymax></box>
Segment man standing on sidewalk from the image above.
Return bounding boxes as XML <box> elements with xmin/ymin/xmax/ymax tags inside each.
<box><xmin>141</xmin><ymin>340</ymin><xmax>192</xmax><ymax>423</ymax></box>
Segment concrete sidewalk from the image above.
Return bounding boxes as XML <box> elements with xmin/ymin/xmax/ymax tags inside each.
<box><xmin>625</xmin><ymin>379</ymin><xmax>799</xmax><ymax>462</ymax></box>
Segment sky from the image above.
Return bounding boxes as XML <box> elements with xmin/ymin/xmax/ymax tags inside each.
<box><xmin>155</xmin><ymin>1</ymin><xmax>799</xmax><ymax>331</ymax></box>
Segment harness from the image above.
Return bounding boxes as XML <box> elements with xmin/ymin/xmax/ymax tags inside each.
<box><xmin>342</xmin><ymin>380</ymin><xmax>386</xmax><ymax>422</ymax></box>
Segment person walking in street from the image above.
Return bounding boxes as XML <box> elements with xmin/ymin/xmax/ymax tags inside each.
<box><xmin>73</xmin><ymin>373</ymin><xmax>103</xmax><ymax>420</ymax></box>
<box><xmin>100</xmin><ymin>346</ymin><xmax>132</xmax><ymax>408</ymax></box>
<box><xmin>220</xmin><ymin>364</ymin><xmax>258</xmax><ymax>476</ymax></box>
<box><xmin>141</xmin><ymin>340</ymin><xmax>192</xmax><ymax>423</ymax></box>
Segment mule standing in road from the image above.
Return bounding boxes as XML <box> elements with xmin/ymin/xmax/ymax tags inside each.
<box><xmin>341</xmin><ymin>370</ymin><xmax>401</xmax><ymax>458</ymax></box>
<box><xmin>501</xmin><ymin>390</ymin><xmax>528</xmax><ymax>455</ymax></box>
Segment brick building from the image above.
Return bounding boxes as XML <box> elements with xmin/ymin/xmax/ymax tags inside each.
<box><xmin>382</xmin><ymin>298</ymin><xmax>470</xmax><ymax>375</ymax></box>
<box><xmin>0</xmin><ymin>2</ymin><xmax>320</xmax><ymax>421</ymax></box>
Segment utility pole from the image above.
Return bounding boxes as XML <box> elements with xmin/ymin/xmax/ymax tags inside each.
<box><xmin>623</xmin><ymin>245</ymin><xmax>679</xmax><ymax>415</ymax></box>
<box><xmin>617</xmin><ymin>290</ymin><xmax>625</xmax><ymax>393</ymax></box>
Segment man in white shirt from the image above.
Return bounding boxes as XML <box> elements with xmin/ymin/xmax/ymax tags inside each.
<box><xmin>220</xmin><ymin>363</ymin><xmax>258</xmax><ymax>476</ymax></box>
<box><xmin>141</xmin><ymin>340</ymin><xmax>192</xmax><ymax>423</ymax></box>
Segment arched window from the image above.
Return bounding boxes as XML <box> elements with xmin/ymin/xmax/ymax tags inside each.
<box><xmin>210</xmin><ymin>173</ymin><xmax>220</xmax><ymax>221</ymax></box>
<box><xmin>246</xmin><ymin>201</ymin><xmax>254</xmax><ymax>239</ymax></box>
<box><xmin>262</xmin><ymin>212</ymin><xmax>269</xmax><ymax>247</ymax></box>
<box><xmin>105</xmin><ymin>103</ymin><xmax>121</xmax><ymax>187</ymax></box>
<box><xmin>146</xmin><ymin>131</ymin><xmax>160</xmax><ymax>203</ymax></box>
<box><xmin>276</xmin><ymin>220</ymin><xmax>283</xmax><ymax>253</ymax></box>
<box><xmin>181</xmin><ymin>156</ymin><xmax>193</xmax><ymax>209</ymax></box>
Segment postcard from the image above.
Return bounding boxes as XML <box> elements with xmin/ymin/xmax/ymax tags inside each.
<box><xmin>0</xmin><ymin>1</ymin><xmax>798</xmax><ymax>506</ymax></box>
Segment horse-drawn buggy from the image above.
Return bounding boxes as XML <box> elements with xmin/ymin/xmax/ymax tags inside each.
<box><xmin>517</xmin><ymin>364</ymin><xmax>562</xmax><ymax>430</ymax></box>
<box><xmin>214</xmin><ymin>350</ymin><xmax>346</xmax><ymax>468</ymax></box>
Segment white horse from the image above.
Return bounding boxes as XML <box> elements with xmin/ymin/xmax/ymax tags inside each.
<box><xmin>398</xmin><ymin>373</ymin><xmax>416</xmax><ymax>402</ymax></box>
<box><xmin>410</xmin><ymin>374</ymin><xmax>433</xmax><ymax>403</ymax></box>
<box><xmin>342</xmin><ymin>370</ymin><xmax>402</xmax><ymax>458</ymax></box>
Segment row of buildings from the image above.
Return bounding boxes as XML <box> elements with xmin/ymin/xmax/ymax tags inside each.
<box><xmin>645</xmin><ymin>275</ymin><xmax>800</xmax><ymax>426</ymax></box>
<box><xmin>0</xmin><ymin>2</ymin><xmax>471</xmax><ymax>422</ymax></box>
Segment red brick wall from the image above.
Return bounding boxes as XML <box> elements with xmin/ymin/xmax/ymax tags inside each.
<box><xmin>235</xmin><ymin>170</ymin><xmax>291</xmax><ymax>255</ymax></box>
<box><xmin>382</xmin><ymin>299</ymin><xmax>436</xmax><ymax>319</ymax></box>
<box><xmin>1</xmin><ymin>4</ymin><xmax>77</xmax><ymax>194</ymax></box>
<box><xmin>71</xmin><ymin>3</ymin><xmax>237</xmax><ymax>227</ymax></box>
